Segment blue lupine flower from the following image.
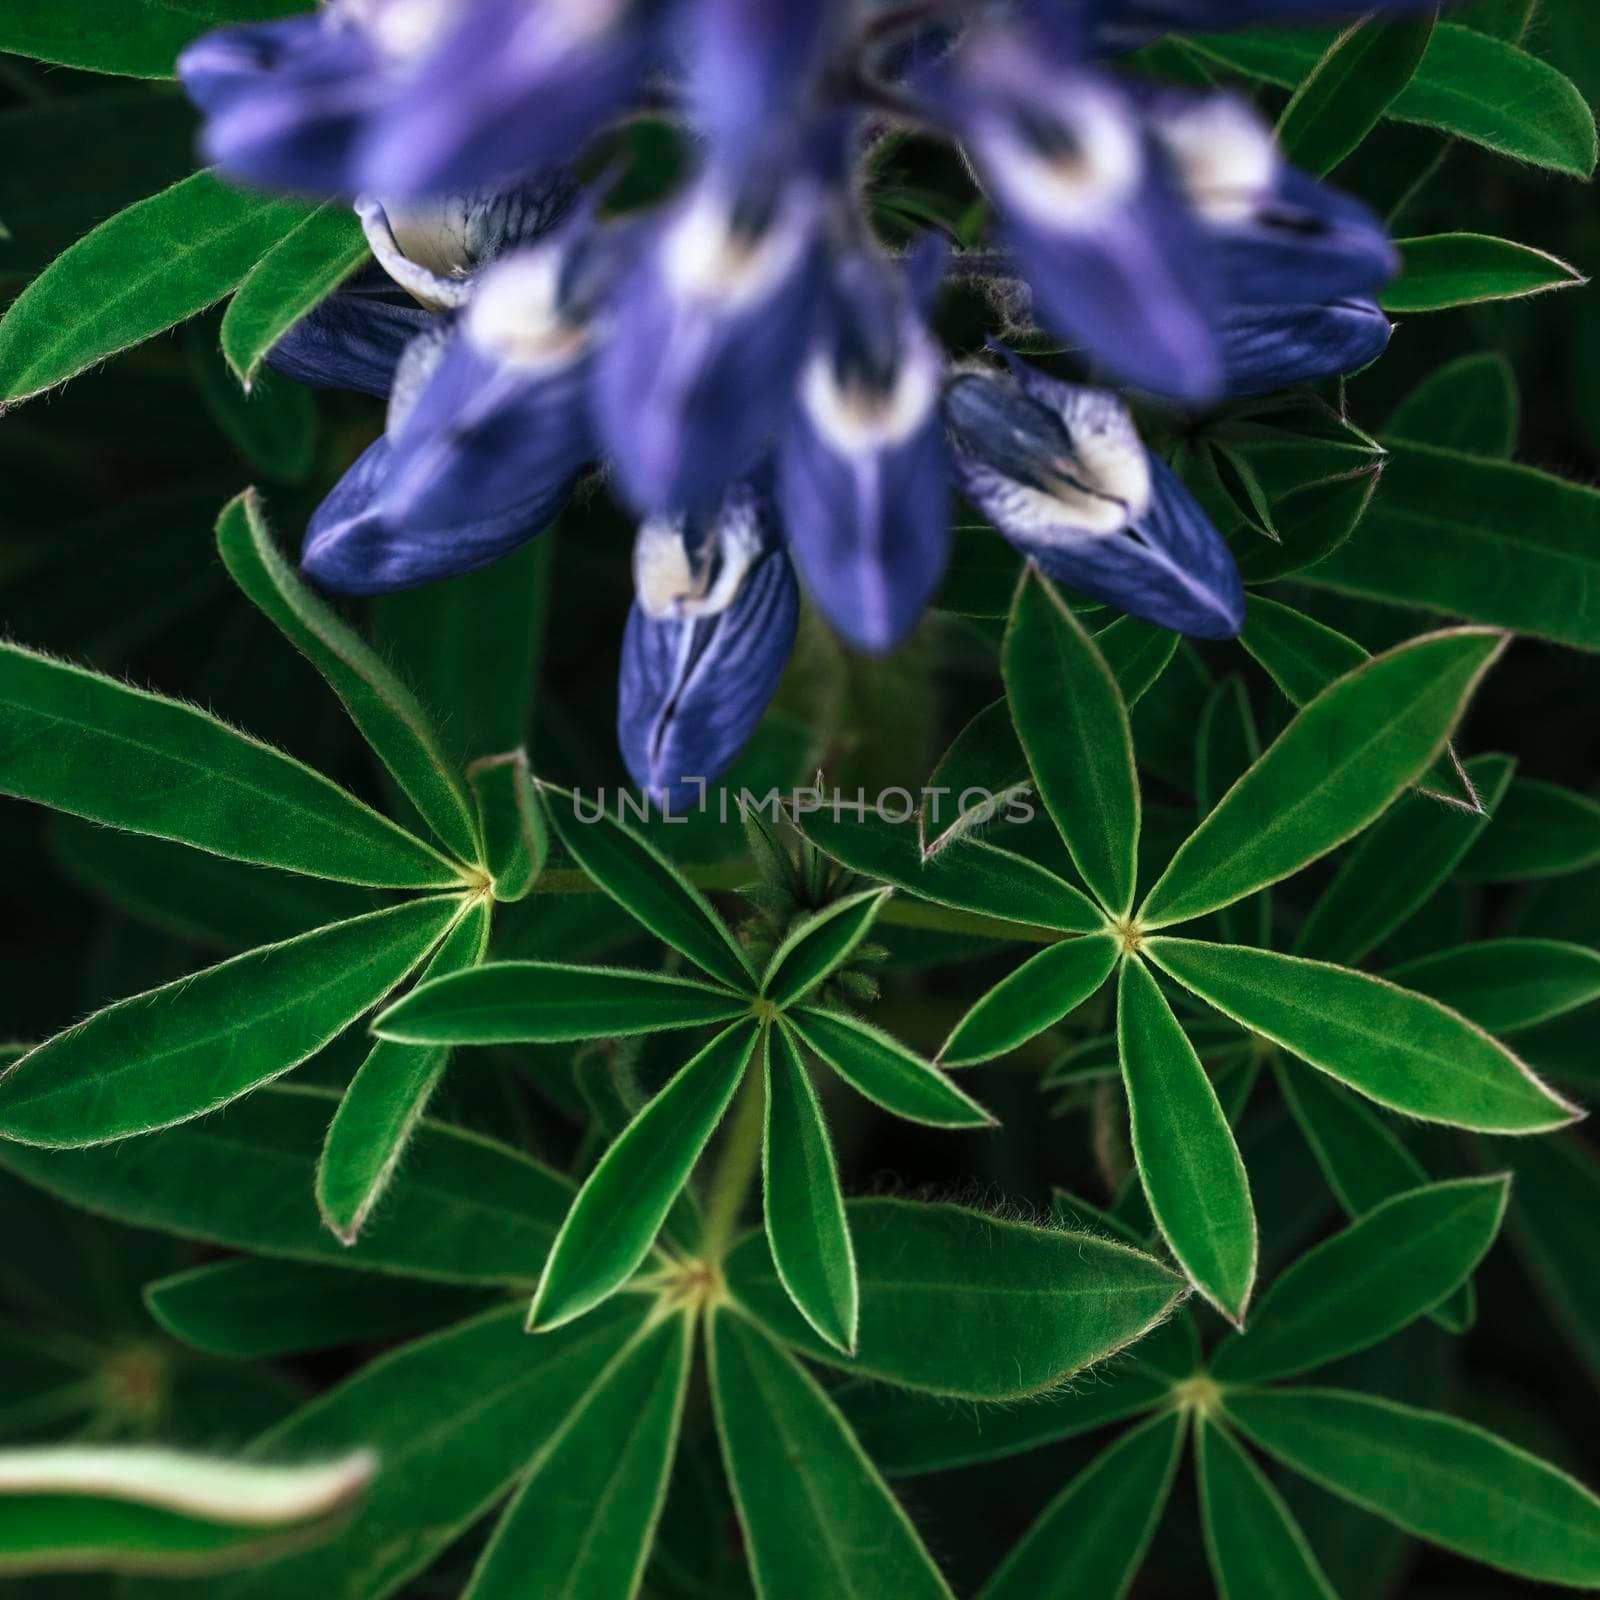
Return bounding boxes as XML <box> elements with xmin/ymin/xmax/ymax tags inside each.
<box><xmin>1220</xmin><ymin>296</ymin><xmax>1392</xmax><ymax>396</ymax></box>
<box><xmin>593</xmin><ymin>137</ymin><xmax>832</xmax><ymax>514</ymax></box>
<box><xmin>618</xmin><ymin>483</ymin><xmax>799</xmax><ymax>812</ymax></box>
<box><xmin>265</xmin><ymin>270</ymin><xmax>433</xmax><ymax>396</ymax></box>
<box><xmin>778</xmin><ymin>240</ymin><xmax>949</xmax><ymax>653</ymax></box>
<box><xmin>1092</xmin><ymin>0</ymin><xmax>1442</xmax><ymax>52</ymax></box>
<box><xmin>945</xmin><ymin>359</ymin><xmax>1244</xmax><ymax>639</ymax></box>
<box><xmin>937</xmin><ymin>21</ymin><xmax>1223</xmax><ymax>404</ymax></box>
<box><xmin>361</xmin><ymin>0</ymin><xmax>659</xmax><ymax>198</ymax></box>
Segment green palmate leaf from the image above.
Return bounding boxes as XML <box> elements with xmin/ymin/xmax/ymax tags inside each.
<box><xmin>725</xmin><ymin>1195</ymin><xmax>1184</xmax><ymax>1400</ymax></box>
<box><xmin>144</xmin><ymin>1258</ymin><xmax>488</xmax><ymax>1360</ymax></box>
<box><xmin>0</xmin><ymin>895</ymin><xmax>465</xmax><ymax>1147</ymax></box>
<box><xmin>543</xmin><ymin>785</ymin><xmax>754</xmax><ymax>989</ymax></box>
<box><xmin>799</xmin><ymin>803</ymin><xmax>1100</xmax><ymax>933</ymax></box>
<box><xmin>0</xmin><ymin>641</ymin><xmax>463</xmax><ymax>889</ymax></box>
<box><xmin>0</xmin><ymin>1445</ymin><xmax>374</xmax><ymax>1578</ymax></box>
<box><xmin>0</xmin><ymin>0</ymin><xmax>212</xmax><ymax>78</ymax></box>
<box><xmin>1458</xmin><ymin>777</ymin><xmax>1600</xmax><ymax>880</ymax></box>
<box><xmin>220</xmin><ymin>202</ymin><xmax>369</xmax><ymax>385</ymax></box>
<box><xmin>1495</xmin><ymin>1133</ymin><xmax>1600</xmax><ymax>1383</ymax></box>
<box><xmin>1232</xmin><ymin>465</ymin><xmax>1381</xmax><ymax>587</ymax></box>
<box><xmin>463</xmin><ymin>1311</ymin><xmax>690</xmax><ymax>1600</ymax></box>
<box><xmin>1141</xmin><ymin>629</ymin><xmax>1504</xmax><ymax>928</ymax></box>
<box><xmin>1386</xmin><ymin>352</ymin><xmax>1520</xmax><ymax>457</ymax></box>
<box><xmin>940</xmin><ymin>931</ymin><xmax>1119</xmax><ymax>1066</ymax></box>
<box><xmin>1223</xmin><ymin>1387</ymin><xmax>1600</xmax><ymax>1587</ymax></box>
<box><xmin>787</xmin><ymin>1008</ymin><xmax>994</xmax><ymax>1128</ymax></box>
<box><xmin>1293</xmin><ymin>752</ymin><xmax>1515</xmax><ymax>965</ymax></box>
<box><xmin>1388</xmin><ymin>940</ymin><xmax>1600</xmax><ymax>1034</ymax></box>
<box><xmin>48</xmin><ymin>820</ymin><xmax>379</xmax><ymax>952</ymax></box>
<box><xmin>207</xmin><ymin>1298</ymin><xmax>648</xmax><ymax>1600</ymax></box>
<box><xmin>0</xmin><ymin>1084</ymin><xmax>572</xmax><ymax>1285</ymax></box>
<box><xmin>764</xmin><ymin>1025</ymin><xmax>857</xmax><ymax>1354</ymax></box>
<box><xmin>1212</xmin><ymin>1177</ymin><xmax>1507</xmax><ymax>1383</ymax></box>
<box><xmin>0</xmin><ymin>172</ymin><xmax>315</xmax><ymax>405</ymax></box>
<box><xmin>218</xmin><ymin>491</ymin><xmax>481</xmax><ymax>867</ymax></box>
<box><xmin>530</xmin><ymin>1022</ymin><xmax>759</xmax><ymax>1332</ymax></box>
<box><xmin>1302</xmin><ymin>442</ymin><xmax>1600</xmax><ymax>652</ymax></box>
<box><xmin>1005</xmin><ymin>573</ymin><xmax>1140</xmax><ymax>916</ymax></box>
<box><xmin>1276</xmin><ymin>10</ymin><xmax>1435</xmax><ymax>177</ymax></box>
<box><xmin>373</xmin><ymin>538</ymin><xmax>553</xmax><ymax>765</ymax></box>
<box><xmin>1147</xmin><ymin>938</ymin><xmax>1579</xmax><ymax>1132</ymax></box>
<box><xmin>709</xmin><ymin>1309</ymin><xmax>954</xmax><ymax>1600</ymax></box>
<box><xmin>1197</xmin><ymin>1420</ymin><xmax>1339</xmax><ymax>1600</ymax></box>
<box><xmin>978</xmin><ymin>1409</ymin><xmax>1184</xmax><ymax>1600</ymax></box>
<box><xmin>1382</xmin><ymin>233</ymin><xmax>1587</xmax><ymax>312</ymax></box>
<box><xmin>1196</xmin><ymin>677</ymin><xmax>1267</xmax><ymax>947</ymax></box>
<box><xmin>1117</xmin><ymin>958</ymin><xmax>1256</xmax><ymax>1323</ymax></box>
<box><xmin>1237</xmin><ymin>597</ymin><xmax>1475</xmax><ymax>811</ymax></box>
<box><xmin>1274</xmin><ymin>1056</ymin><xmax>1472</xmax><ymax>1333</ymax></box>
<box><xmin>467</xmin><ymin>751</ymin><xmax>544</xmax><ymax>901</ymax></box>
<box><xmin>373</xmin><ymin>961</ymin><xmax>749</xmax><ymax>1045</ymax></box>
<box><xmin>1187</xmin><ymin>22</ymin><xmax>1598</xmax><ymax>178</ymax></box>
<box><xmin>763</xmin><ymin>888</ymin><xmax>891</xmax><ymax>1009</ymax></box>
<box><xmin>315</xmin><ymin>896</ymin><xmax>491</xmax><ymax>1243</ymax></box>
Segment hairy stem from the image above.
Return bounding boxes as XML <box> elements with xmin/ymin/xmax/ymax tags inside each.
<box><xmin>702</xmin><ymin>1060</ymin><xmax>767</xmax><ymax>1264</ymax></box>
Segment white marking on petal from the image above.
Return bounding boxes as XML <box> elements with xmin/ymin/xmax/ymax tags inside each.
<box><xmin>466</xmin><ymin>249</ymin><xmax>589</xmax><ymax>371</ymax></box>
<box><xmin>336</xmin><ymin>0</ymin><xmax>461</xmax><ymax>60</ymax></box>
<box><xmin>661</xmin><ymin>179</ymin><xmax>815</xmax><ymax>313</ymax></box>
<box><xmin>356</xmin><ymin>195</ymin><xmax>471</xmax><ymax>310</ymax></box>
<box><xmin>1052</xmin><ymin>385</ymin><xmax>1152</xmax><ymax>519</ymax></box>
<box><xmin>800</xmin><ymin>329</ymin><xmax>941</xmax><ymax>456</ymax></box>
<box><xmin>633</xmin><ymin>501</ymin><xmax>764</xmax><ymax>620</ymax></box>
<box><xmin>1154</xmin><ymin>95</ymin><xmax>1278</xmax><ymax>226</ymax></box>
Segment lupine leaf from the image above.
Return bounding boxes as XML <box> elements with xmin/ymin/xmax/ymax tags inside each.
<box><xmin>1195</xmin><ymin>676</ymin><xmax>1267</xmax><ymax>948</ymax></box>
<box><xmin>373</xmin><ymin>961</ymin><xmax>750</xmax><ymax>1045</ymax></box>
<box><xmin>1386</xmin><ymin>352</ymin><xmax>1519</xmax><ymax>457</ymax></box>
<box><xmin>725</xmin><ymin>1195</ymin><xmax>1184</xmax><ymax>1400</ymax></box>
<box><xmin>1293</xmin><ymin>753</ymin><xmax>1514</xmax><ymax>964</ymax></box>
<box><xmin>1005</xmin><ymin>573</ymin><xmax>1140</xmax><ymax>916</ymax></box>
<box><xmin>1277</xmin><ymin>11</ymin><xmax>1435</xmax><ymax>177</ymax></box>
<box><xmin>218</xmin><ymin>491</ymin><xmax>481</xmax><ymax>868</ymax></box>
<box><xmin>1388</xmin><ymin>939</ymin><xmax>1600</xmax><ymax>1034</ymax></box>
<box><xmin>1187</xmin><ymin>22</ymin><xmax>1598</xmax><ymax>178</ymax></box>
<box><xmin>0</xmin><ymin>1084</ymin><xmax>572</xmax><ymax>1285</ymax></box>
<box><xmin>838</xmin><ymin>1315</ymin><xmax>1187</xmax><ymax>1475</ymax></box>
<box><xmin>1223</xmin><ymin>1387</ymin><xmax>1600</xmax><ymax>1586</ymax></box>
<box><xmin>1275</xmin><ymin>1056</ymin><xmax>1472</xmax><ymax>1333</ymax></box>
<box><xmin>220</xmin><ymin>203</ymin><xmax>370</xmax><ymax>385</ymax></box>
<box><xmin>143</xmin><ymin>1258</ymin><xmax>489</xmax><ymax>1360</ymax></box>
<box><xmin>543</xmin><ymin>784</ymin><xmax>755</xmax><ymax>989</ymax></box>
<box><xmin>315</xmin><ymin>896</ymin><xmax>492</xmax><ymax>1244</ymax></box>
<box><xmin>1458</xmin><ymin>777</ymin><xmax>1600</xmax><ymax>880</ymax></box>
<box><xmin>764</xmin><ymin>1025</ymin><xmax>857</xmax><ymax>1354</ymax></box>
<box><xmin>206</xmin><ymin>1299</ymin><xmax>647</xmax><ymax>1600</ymax></box>
<box><xmin>1302</xmin><ymin>442</ymin><xmax>1600</xmax><ymax>652</ymax></box>
<box><xmin>0</xmin><ymin>172</ymin><xmax>315</xmax><ymax>404</ymax></box>
<box><xmin>48</xmin><ymin>820</ymin><xmax>379</xmax><ymax>952</ymax></box>
<box><xmin>467</xmin><ymin>752</ymin><xmax>545</xmax><ymax>901</ymax></box>
<box><xmin>0</xmin><ymin>896</ymin><xmax>465</xmax><ymax>1147</ymax></box>
<box><xmin>462</xmin><ymin>1312</ymin><xmax>690</xmax><ymax>1600</ymax></box>
<box><xmin>787</xmin><ymin>1008</ymin><xmax>994</xmax><ymax>1128</ymax></box>
<box><xmin>978</xmin><ymin>1409</ymin><xmax>1184</xmax><ymax>1600</ymax></box>
<box><xmin>798</xmin><ymin>803</ymin><xmax>1101</xmax><ymax>932</ymax></box>
<box><xmin>708</xmin><ymin>1309</ymin><xmax>955</xmax><ymax>1600</ymax></box>
<box><xmin>1495</xmin><ymin>1133</ymin><xmax>1600</xmax><ymax>1383</ymax></box>
<box><xmin>530</xmin><ymin>1022</ymin><xmax>759</xmax><ymax>1332</ymax></box>
<box><xmin>1232</xmin><ymin>466</ymin><xmax>1381</xmax><ymax>586</ymax></box>
<box><xmin>1197</xmin><ymin>1420</ymin><xmax>1339</xmax><ymax>1600</ymax></box>
<box><xmin>763</xmin><ymin>889</ymin><xmax>890</xmax><ymax>1009</ymax></box>
<box><xmin>1212</xmin><ymin>1177</ymin><xmax>1507</xmax><ymax>1383</ymax></box>
<box><xmin>0</xmin><ymin>641</ymin><xmax>464</xmax><ymax>889</ymax></box>
<box><xmin>940</xmin><ymin>931</ymin><xmax>1119</xmax><ymax>1066</ymax></box>
<box><xmin>188</xmin><ymin>335</ymin><xmax>316</xmax><ymax>484</ymax></box>
<box><xmin>1147</xmin><ymin>938</ymin><xmax>1579</xmax><ymax>1132</ymax></box>
<box><xmin>1382</xmin><ymin>233</ymin><xmax>1587</xmax><ymax>312</ymax></box>
<box><xmin>0</xmin><ymin>0</ymin><xmax>213</xmax><ymax>79</ymax></box>
<box><xmin>1117</xmin><ymin>958</ymin><xmax>1256</xmax><ymax>1323</ymax></box>
<box><xmin>1141</xmin><ymin>629</ymin><xmax>1504</xmax><ymax>928</ymax></box>
<box><xmin>0</xmin><ymin>1445</ymin><xmax>374</xmax><ymax>1578</ymax></box>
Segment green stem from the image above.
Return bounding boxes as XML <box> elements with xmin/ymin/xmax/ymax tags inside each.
<box><xmin>533</xmin><ymin>864</ymin><xmax>1070</xmax><ymax>945</ymax></box>
<box><xmin>702</xmin><ymin>1055</ymin><xmax>767</xmax><ymax>1264</ymax></box>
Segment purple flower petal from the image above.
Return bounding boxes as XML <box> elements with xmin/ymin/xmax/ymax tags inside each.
<box><xmin>1220</xmin><ymin>296</ymin><xmax>1392</xmax><ymax>396</ymax></box>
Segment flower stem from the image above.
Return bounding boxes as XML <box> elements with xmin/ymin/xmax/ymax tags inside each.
<box><xmin>702</xmin><ymin>1057</ymin><xmax>767</xmax><ymax>1265</ymax></box>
